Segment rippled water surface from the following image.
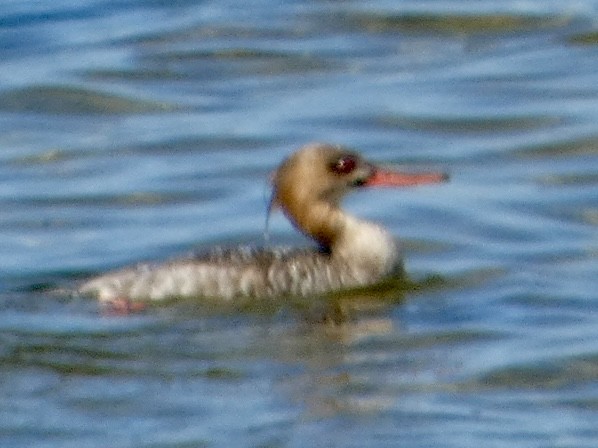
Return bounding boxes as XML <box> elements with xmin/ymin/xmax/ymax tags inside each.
<box><xmin>1</xmin><ymin>1</ymin><xmax>598</xmax><ymax>447</ymax></box>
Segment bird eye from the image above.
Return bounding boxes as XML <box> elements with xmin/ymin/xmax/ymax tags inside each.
<box><xmin>331</xmin><ymin>155</ymin><xmax>357</xmax><ymax>175</ymax></box>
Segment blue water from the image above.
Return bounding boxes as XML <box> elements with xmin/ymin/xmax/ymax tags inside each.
<box><xmin>1</xmin><ymin>1</ymin><xmax>598</xmax><ymax>447</ymax></box>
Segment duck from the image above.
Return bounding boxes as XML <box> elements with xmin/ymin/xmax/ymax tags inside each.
<box><xmin>79</xmin><ymin>143</ymin><xmax>447</xmax><ymax>305</ymax></box>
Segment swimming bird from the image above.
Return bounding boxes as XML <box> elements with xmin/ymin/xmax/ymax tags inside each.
<box><xmin>79</xmin><ymin>143</ymin><xmax>447</xmax><ymax>305</ymax></box>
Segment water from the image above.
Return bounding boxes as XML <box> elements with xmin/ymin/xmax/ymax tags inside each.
<box><xmin>1</xmin><ymin>1</ymin><xmax>598</xmax><ymax>446</ymax></box>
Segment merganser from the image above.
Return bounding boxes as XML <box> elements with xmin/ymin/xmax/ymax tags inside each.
<box><xmin>79</xmin><ymin>143</ymin><xmax>447</xmax><ymax>305</ymax></box>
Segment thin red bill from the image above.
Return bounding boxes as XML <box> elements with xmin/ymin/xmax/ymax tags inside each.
<box><xmin>365</xmin><ymin>168</ymin><xmax>449</xmax><ymax>187</ymax></box>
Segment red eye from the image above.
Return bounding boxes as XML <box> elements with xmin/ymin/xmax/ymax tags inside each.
<box><xmin>332</xmin><ymin>156</ymin><xmax>357</xmax><ymax>175</ymax></box>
